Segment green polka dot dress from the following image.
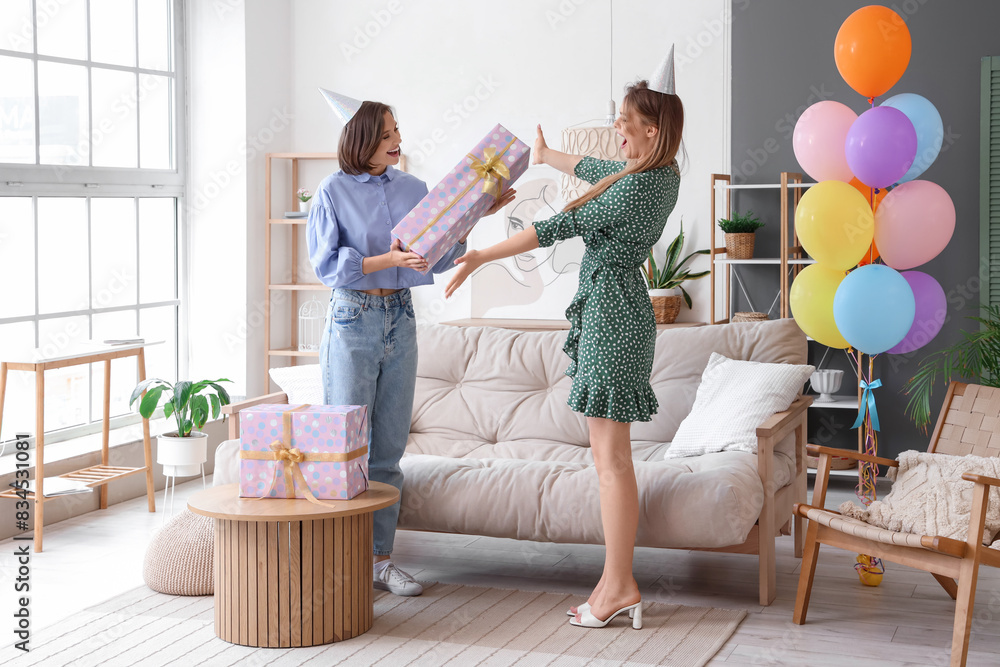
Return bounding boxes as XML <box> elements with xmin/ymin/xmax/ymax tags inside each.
<box><xmin>533</xmin><ymin>156</ymin><xmax>681</xmax><ymax>423</ymax></box>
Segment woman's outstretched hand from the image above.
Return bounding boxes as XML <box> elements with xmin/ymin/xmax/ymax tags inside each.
<box><xmin>444</xmin><ymin>249</ymin><xmax>482</xmax><ymax>299</ymax></box>
<box><xmin>485</xmin><ymin>188</ymin><xmax>516</xmax><ymax>216</ymax></box>
<box><xmin>532</xmin><ymin>124</ymin><xmax>547</xmax><ymax>165</ymax></box>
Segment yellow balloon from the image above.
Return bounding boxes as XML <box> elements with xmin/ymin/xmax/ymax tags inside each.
<box><xmin>795</xmin><ymin>180</ymin><xmax>874</xmax><ymax>271</ymax></box>
<box><xmin>790</xmin><ymin>264</ymin><xmax>850</xmax><ymax>349</ymax></box>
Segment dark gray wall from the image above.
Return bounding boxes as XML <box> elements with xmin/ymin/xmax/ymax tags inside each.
<box><xmin>731</xmin><ymin>0</ymin><xmax>998</xmax><ymax>458</ymax></box>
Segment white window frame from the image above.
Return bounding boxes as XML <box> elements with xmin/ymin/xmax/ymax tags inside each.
<box><xmin>0</xmin><ymin>0</ymin><xmax>187</xmax><ymax>447</ymax></box>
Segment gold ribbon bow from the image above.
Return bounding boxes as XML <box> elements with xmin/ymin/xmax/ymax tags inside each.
<box><xmin>404</xmin><ymin>137</ymin><xmax>519</xmax><ymax>248</ymax></box>
<box><xmin>240</xmin><ymin>404</ymin><xmax>368</xmax><ymax>508</ymax></box>
<box><xmin>468</xmin><ymin>146</ymin><xmax>511</xmax><ymax>196</ymax></box>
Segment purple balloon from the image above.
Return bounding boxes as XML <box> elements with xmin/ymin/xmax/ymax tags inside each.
<box><xmin>845</xmin><ymin>107</ymin><xmax>917</xmax><ymax>189</ymax></box>
<box><xmin>886</xmin><ymin>271</ymin><xmax>946</xmax><ymax>354</ymax></box>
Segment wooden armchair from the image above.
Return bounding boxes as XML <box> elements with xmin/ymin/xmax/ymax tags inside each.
<box><xmin>793</xmin><ymin>382</ymin><xmax>1000</xmax><ymax>667</ymax></box>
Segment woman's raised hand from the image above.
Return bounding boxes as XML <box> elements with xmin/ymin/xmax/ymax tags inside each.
<box><xmin>444</xmin><ymin>250</ymin><xmax>482</xmax><ymax>299</ymax></box>
<box><xmin>485</xmin><ymin>188</ymin><xmax>516</xmax><ymax>216</ymax></box>
<box><xmin>532</xmin><ymin>124</ymin><xmax>547</xmax><ymax>165</ymax></box>
<box><xmin>389</xmin><ymin>238</ymin><xmax>428</xmax><ymax>272</ymax></box>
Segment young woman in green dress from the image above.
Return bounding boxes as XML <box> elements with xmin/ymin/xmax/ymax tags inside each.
<box><xmin>445</xmin><ymin>79</ymin><xmax>683</xmax><ymax>629</ymax></box>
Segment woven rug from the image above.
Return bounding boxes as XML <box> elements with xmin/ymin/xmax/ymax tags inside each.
<box><xmin>21</xmin><ymin>583</ymin><xmax>745</xmax><ymax>666</ymax></box>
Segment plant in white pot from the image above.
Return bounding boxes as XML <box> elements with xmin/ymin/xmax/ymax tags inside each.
<box><xmin>130</xmin><ymin>378</ymin><xmax>232</xmax><ymax>478</ymax></box>
<box><xmin>645</xmin><ymin>222</ymin><xmax>709</xmax><ymax>324</ymax></box>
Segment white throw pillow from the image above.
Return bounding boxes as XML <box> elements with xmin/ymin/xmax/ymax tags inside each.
<box><xmin>268</xmin><ymin>364</ymin><xmax>324</xmax><ymax>405</ymax></box>
<box><xmin>665</xmin><ymin>352</ymin><xmax>814</xmax><ymax>458</ymax></box>
<box><xmin>840</xmin><ymin>451</ymin><xmax>1000</xmax><ymax>545</ymax></box>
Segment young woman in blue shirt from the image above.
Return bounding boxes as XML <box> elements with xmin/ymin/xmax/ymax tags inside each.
<box><xmin>307</xmin><ymin>101</ymin><xmax>514</xmax><ymax>596</ymax></box>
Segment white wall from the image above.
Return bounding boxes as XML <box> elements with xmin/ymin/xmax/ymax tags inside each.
<box><xmin>188</xmin><ymin>0</ymin><xmax>731</xmax><ymax>396</ymax></box>
<box><xmin>185</xmin><ymin>0</ymin><xmax>249</xmax><ymax>394</ymax></box>
<box><xmin>285</xmin><ymin>0</ymin><xmax>730</xmax><ymax>325</ymax></box>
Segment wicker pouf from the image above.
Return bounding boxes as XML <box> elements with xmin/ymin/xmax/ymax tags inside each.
<box><xmin>143</xmin><ymin>509</ymin><xmax>214</xmax><ymax>596</ymax></box>
<box><xmin>732</xmin><ymin>311</ymin><xmax>768</xmax><ymax>323</ymax></box>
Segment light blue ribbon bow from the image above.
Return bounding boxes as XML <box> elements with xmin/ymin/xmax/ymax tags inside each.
<box><xmin>851</xmin><ymin>379</ymin><xmax>882</xmax><ymax>431</ymax></box>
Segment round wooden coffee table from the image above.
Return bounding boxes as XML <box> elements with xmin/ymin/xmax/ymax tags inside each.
<box><xmin>188</xmin><ymin>482</ymin><xmax>399</xmax><ymax>647</ymax></box>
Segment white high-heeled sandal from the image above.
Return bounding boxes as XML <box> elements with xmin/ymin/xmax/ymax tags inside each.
<box><xmin>567</xmin><ymin>602</ymin><xmax>636</xmax><ymax>619</ymax></box>
<box><xmin>570</xmin><ymin>601</ymin><xmax>642</xmax><ymax>629</ymax></box>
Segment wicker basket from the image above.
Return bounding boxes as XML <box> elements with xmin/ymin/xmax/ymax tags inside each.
<box><xmin>650</xmin><ymin>295</ymin><xmax>682</xmax><ymax>324</ymax></box>
<box><xmin>725</xmin><ymin>232</ymin><xmax>756</xmax><ymax>259</ymax></box>
<box><xmin>732</xmin><ymin>311</ymin><xmax>768</xmax><ymax>323</ymax></box>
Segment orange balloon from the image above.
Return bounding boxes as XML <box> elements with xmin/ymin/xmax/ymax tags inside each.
<box><xmin>835</xmin><ymin>6</ymin><xmax>911</xmax><ymax>99</ymax></box>
<box><xmin>858</xmin><ymin>240</ymin><xmax>881</xmax><ymax>266</ymax></box>
<box><xmin>849</xmin><ymin>177</ymin><xmax>887</xmax><ymax>212</ymax></box>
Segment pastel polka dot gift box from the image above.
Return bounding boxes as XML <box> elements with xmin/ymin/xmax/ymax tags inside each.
<box><xmin>238</xmin><ymin>404</ymin><xmax>369</xmax><ymax>501</ymax></box>
<box><xmin>392</xmin><ymin>123</ymin><xmax>530</xmax><ymax>272</ymax></box>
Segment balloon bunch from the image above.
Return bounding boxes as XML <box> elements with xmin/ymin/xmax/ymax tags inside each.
<box><xmin>788</xmin><ymin>6</ymin><xmax>954</xmax><ymax>570</ymax></box>
<box><xmin>790</xmin><ymin>5</ymin><xmax>952</xmax><ymax>358</ymax></box>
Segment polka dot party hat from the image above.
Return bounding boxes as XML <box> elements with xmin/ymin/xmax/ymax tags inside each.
<box><xmin>319</xmin><ymin>87</ymin><xmax>362</xmax><ymax>125</ymax></box>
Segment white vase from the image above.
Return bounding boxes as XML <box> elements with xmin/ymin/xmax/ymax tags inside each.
<box><xmin>298</xmin><ymin>200</ymin><xmax>309</xmax><ymax>212</ymax></box>
<box><xmin>157</xmin><ymin>431</ymin><xmax>208</xmax><ymax>478</ymax></box>
<box><xmin>648</xmin><ymin>288</ymin><xmax>678</xmax><ymax>298</ymax></box>
<box><xmin>810</xmin><ymin>370</ymin><xmax>844</xmax><ymax>403</ymax></box>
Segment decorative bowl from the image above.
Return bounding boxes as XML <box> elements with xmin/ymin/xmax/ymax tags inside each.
<box><xmin>810</xmin><ymin>369</ymin><xmax>844</xmax><ymax>403</ymax></box>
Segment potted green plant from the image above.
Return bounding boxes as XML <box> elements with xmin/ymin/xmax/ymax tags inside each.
<box><xmin>297</xmin><ymin>188</ymin><xmax>312</xmax><ymax>212</ymax></box>
<box><xmin>904</xmin><ymin>305</ymin><xmax>1000</xmax><ymax>430</ymax></box>
<box><xmin>717</xmin><ymin>210</ymin><xmax>764</xmax><ymax>260</ymax></box>
<box><xmin>645</xmin><ymin>221</ymin><xmax>710</xmax><ymax>324</ymax></box>
<box><xmin>130</xmin><ymin>378</ymin><xmax>232</xmax><ymax>477</ymax></box>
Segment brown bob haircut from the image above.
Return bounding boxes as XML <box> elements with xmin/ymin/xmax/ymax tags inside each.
<box><xmin>338</xmin><ymin>100</ymin><xmax>395</xmax><ymax>176</ymax></box>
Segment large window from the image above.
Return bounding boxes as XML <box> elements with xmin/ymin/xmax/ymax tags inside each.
<box><xmin>0</xmin><ymin>1</ymin><xmax>183</xmax><ymax>446</ymax></box>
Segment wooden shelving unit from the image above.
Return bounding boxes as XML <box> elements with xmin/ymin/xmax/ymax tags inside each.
<box><xmin>708</xmin><ymin>172</ymin><xmax>805</xmax><ymax>323</ymax></box>
<box><xmin>264</xmin><ymin>153</ymin><xmax>339</xmax><ymax>390</ymax></box>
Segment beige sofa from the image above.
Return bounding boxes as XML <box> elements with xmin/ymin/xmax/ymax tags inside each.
<box><xmin>222</xmin><ymin>318</ymin><xmax>810</xmax><ymax>605</ymax></box>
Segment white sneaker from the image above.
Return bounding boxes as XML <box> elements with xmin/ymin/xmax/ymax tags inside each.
<box><xmin>373</xmin><ymin>561</ymin><xmax>423</xmax><ymax>596</ymax></box>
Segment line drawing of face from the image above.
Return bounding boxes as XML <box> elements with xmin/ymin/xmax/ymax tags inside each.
<box><xmin>504</xmin><ymin>179</ymin><xmax>582</xmax><ymax>276</ymax></box>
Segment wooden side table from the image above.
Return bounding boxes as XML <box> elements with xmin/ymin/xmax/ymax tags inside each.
<box><xmin>188</xmin><ymin>482</ymin><xmax>400</xmax><ymax>648</ymax></box>
<box><xmin>0</xmin><ymin>341</ymin><xmax>160</xmax><ymax>552</ymax></box>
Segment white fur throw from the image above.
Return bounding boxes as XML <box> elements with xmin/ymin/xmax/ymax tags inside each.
<box><xmin>839</xmin><ymin>451</ymin><xmax>1000</xmax><ymax>547</ymax></box>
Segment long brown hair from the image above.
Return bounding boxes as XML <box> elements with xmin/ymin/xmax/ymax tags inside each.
<box><xmin>338</xmin><ymin>101</ymin><xmax>393</xmax><ymax>175</ymax></box>
<box><xmin>565</xmin><ymin>81</ymin><xmax>683</xmax><ymax>211</ymax></box>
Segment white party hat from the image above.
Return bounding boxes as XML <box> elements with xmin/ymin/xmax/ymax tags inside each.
<box><xmin>648</xmin><ymin>45</ymin><xmax>676</xmax><ymax>95</ymax></box>
<box><xmin>319</xmin><ymin>87</ymin><xmax>363</xmax><ymax>125</ymax></box>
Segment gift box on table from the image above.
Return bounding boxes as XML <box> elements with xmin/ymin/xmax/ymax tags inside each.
<box><xmin>238</xmin><ymin>404</ymin><xmax>369</xmax><ymax>501</ymax></box>
<box><xmin>392</xmin><ymin>123</ymin><xmax>530</xmax><ymax>272</ymax></box>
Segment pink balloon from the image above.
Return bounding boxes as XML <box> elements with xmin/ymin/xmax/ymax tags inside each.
<box><xmin>793</xmin><ymin>101</ymin><xmax>857</xmax><ymax>182</ymax></box>
<box><xmin>874</xmin><ymin>180</ymin><xmax>955</xmax><ymax>270</ymax></box>
<box><xmin>886</xmin><ymin>271</ymin><xmax>946</xmax><ymax>354</ymax></box>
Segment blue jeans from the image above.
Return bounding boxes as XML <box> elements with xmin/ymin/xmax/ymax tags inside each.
<box><xmin>320</xmin><ymin>288</ymin><xmax>416</xmax><ymax>556</ymax></box>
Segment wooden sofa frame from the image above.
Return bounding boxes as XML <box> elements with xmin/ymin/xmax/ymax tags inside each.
<box><xmin>223</xmin><ymin>393</ymin><xmax>811</xmax><ymax>606</ymax></box>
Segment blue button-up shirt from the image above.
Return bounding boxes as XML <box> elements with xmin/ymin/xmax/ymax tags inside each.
<box><xmin>306</xmin><ymin>166</ymin><xmax>466</xmax><ymax>289</ymax></box>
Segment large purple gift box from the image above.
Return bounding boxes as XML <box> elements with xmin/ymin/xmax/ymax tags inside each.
<box><xmin>238</xmin><ymin>404</ymin><xmax>369</xmax><ymax>500</ymax></box>
<box><xmin>392</xmin><ymin>123</ymin><xmax>530</xmax><ymax>272</ymax></box>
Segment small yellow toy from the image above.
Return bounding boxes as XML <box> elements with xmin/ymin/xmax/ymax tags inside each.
<box><xmin>855</xmin><ymin>553</ymin><xmax>884</xmax><ymax>586</ymax></box>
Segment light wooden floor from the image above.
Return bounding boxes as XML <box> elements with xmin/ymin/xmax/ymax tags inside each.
<box><xmin>1</xmin><ymin>476</ymin><xmax>999</xmax><ymax>666</ymax></box>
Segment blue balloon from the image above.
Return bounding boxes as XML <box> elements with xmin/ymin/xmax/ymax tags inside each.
<box><xmin>880</xmin><ymin>93</ymin><xmax>943</xmax><ymax>183</ymax></box>
<box><xmin>833</xmin><ymin>265</ymin><xmax>915</xmax><ymax>355</ymax></box>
